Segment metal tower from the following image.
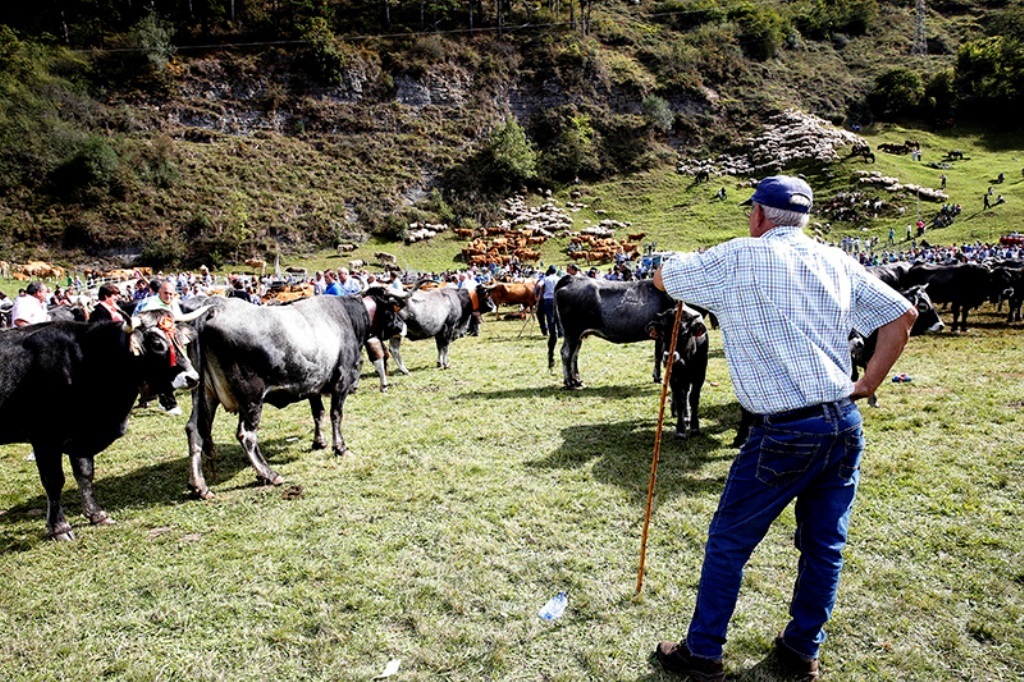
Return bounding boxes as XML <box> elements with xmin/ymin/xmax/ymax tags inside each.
<box><xmin>913</xmin><ymin>0</ymin><xmax>927</xmax><ymax>55</ymax></box>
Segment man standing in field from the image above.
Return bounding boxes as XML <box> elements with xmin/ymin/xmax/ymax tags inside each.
<box><xmin>651</xmin><ymin>175</ymin><xmax>917</xmax><ymax>681</ymax></box>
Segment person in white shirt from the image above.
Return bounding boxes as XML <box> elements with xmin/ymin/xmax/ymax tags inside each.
<box><xmin>11</xmin><ymin>282</ymin><xmax>50</xmax><ymax>327</ymax></box>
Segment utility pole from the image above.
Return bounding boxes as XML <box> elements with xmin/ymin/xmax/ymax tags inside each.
<box><xmin>913</xmin><ymin>0</ymin><xmax>927</xmax><ymax>55</ymax></box>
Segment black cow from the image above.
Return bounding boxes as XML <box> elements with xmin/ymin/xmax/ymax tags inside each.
<box><xmin>903</xmin><ymin>263</ymin><xmax>1014</xmax><ymax>332</ymax></box>
<box><xmin>851</xmin><ymin>285</ymin><xmax>944</xmax><ymax>407</ymax></box>
<box><xmin>184</xmin><ymin>289</ymin><xmax>406</xmax><ymax>499</ymax></box>
<box><xmin>388</xmin><ymin>282</ymin><xmax>495</xmax><ymax>374</ymax></box>
<box><xmin>0</xmin><ymin>311</ymin><xmax>202</xmax><ymax>539</ymax></box>
<box><xmin>547</xmin><ymin>277</ymin><xmax>676</xmax><ymax>389</ymax></box>
<box><xmin>646</xmin><ymin>305</ymin><xmax>709</xmax><ymax>439</ymax></box>
<box><xmin>989</xmin><ymin>261</ymin><xmax>1024</xmax><ymax>323</ymax></box>
<box><xmin>866</xmin><ymin>262</ymin><xmax>912</xmax><ymax>289</ymax></box>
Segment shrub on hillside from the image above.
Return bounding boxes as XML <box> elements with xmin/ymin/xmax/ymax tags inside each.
<box><xmin>868</xmin><ymin>67</ymin><xmax>924</xmax><ymax>119</ymax></box>
<box><xmin>481</xmin><ymin>118</ymin><xmax>538</xmax><ymax>189</ymax></box>
<box><xmin>642</xmin><ymin>95</ymin><xmax>675</xmax><ymax>134</ymax></box>
<box><xmin>534</xmin><ymin>106</ymin><xmax>602</xmax><ymax>183</ymax></box>
<box><xmin>792</xmin><ymin>0</ymin><xmax>877</xmax><ymax>39</ymax></box>
<box><xmin>730</xmin><ymin>4</ymin><xmax>787</xmax><ymax>61</ymax></box>
<box><xmin>955</xmin><ymin>35</ymin><xmax>1024</xmax><ymax>126</ymax></box>
<box><xmin>301</xmin><ymin>17</ymin><xmax>352</xmax><ymax>86</ymax></box>
<box><xmin>50</xmin><ymin>136</ymin><xmax>121</xmax><ymax>202</ymax></box>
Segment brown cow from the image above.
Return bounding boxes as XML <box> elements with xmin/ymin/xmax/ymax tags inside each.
<box><xmin>483</xmin><ymin>280</ymin><xmax>537</xmax><ymax>314</ymax></box>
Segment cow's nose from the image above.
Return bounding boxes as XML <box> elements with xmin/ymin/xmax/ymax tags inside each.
<box><xmin>173</xmin><ymin>370</ymin><xmax>200</xmax><ymax>390</ymax></box>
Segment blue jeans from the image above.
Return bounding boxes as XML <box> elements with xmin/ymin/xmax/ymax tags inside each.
<box><xmin>538</xmin><ymin>298</ymin><xmax>561</xmax><ymax>337</ymax></box>
<box><xmin>686</xmin><ymin>398</ymin><xmax>863</xmax><ymax>661</ymax></box>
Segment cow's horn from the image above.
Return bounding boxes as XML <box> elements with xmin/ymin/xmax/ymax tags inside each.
<box><xmin>123</xmin><ymin>316</ymin><xmax>141</xmax><ymax>333</ymax></box>
<box><xmin>176</xmin><ymin>306</ymin><xmax>211</xmax><ymax>323</ymax></box>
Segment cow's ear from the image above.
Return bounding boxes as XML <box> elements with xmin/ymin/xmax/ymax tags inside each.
<box><xmin>177</xmin><ymin>325</ymin><xmax>197</xmax><ymax>345</ymax></box>
<box><xmin>694</xmin><ymin>322</ymin><xmax>708</xmax><ymax>340</ymax></box>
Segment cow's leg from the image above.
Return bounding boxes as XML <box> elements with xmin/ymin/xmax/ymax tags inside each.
<box><xmin>185</xmin><ymin>385</ymin><xmax>219</xmax><ymax>499</ymax></box>
<box><xmin>236</xmin><ymin>405</ymin><xmax>283</xmax><ymax>486</ymax></box>
<box><xmin>69</xmin><ymin>454</ymin><xmax>113</xmax><ymax>526</ymax></box>
<box><xmin>32</xmin><ymin>445</ymin><xmax>74</xmax><ymax>540</ymax></box>
<box><xmin>389</xmin><ymin>337</ymin><xmax>410</xmax><ymax>375</ymax></box>
<box><xmin>365</xmin><ymin>337</ymin><xmax>389</xmax><ymax>392</ymax></box>
<box><xmin>560</xmin><ymin>336</ymin><xmax>583</xmax><ymax>388</ymax></box>
<box><xmin>688</xmin><ymin>379</ymin><xmax>704</xmax><ymax>436</ymax></box>
<box><xmin>435</xmin><ymin>335</ymin><xmax>450</xmax><ymax>369</ymax></box>
<box><xmin>310</xmin><ymin>395</ymin><xmax>328</xmax><ymax>450</ymax></box>
<box><xmin>653</xmin><ymin>337</ymin><xmax>664</xmax><ymax>383</ymax></box>
<box><xmin>329</xmin><ymin>390</ymin><xmax>352</xmax><ymax>457</ymax></box>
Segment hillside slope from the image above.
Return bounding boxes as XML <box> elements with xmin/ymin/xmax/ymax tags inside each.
<box><xmin>0</xmin><ymin>0</ymin><xmax>1016</xmax><ymax>268</ymax></box>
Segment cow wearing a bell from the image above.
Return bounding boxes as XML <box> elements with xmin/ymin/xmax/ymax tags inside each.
<box><xmin>0</xmin><ymin>311</ymin><xmax>202</xmax><ymax>539</ymax></box>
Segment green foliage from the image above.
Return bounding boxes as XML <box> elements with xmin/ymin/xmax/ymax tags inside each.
<box><xmin>730</xmin><ymin>3</ymin><xmax>787</xmax><ymax>61</ymax></box>
<box><xmin>955</xmin><ymin>35</ymin><xmax>1024</xmax><ymax>125</ymax></box>
<box><xmin>127</xmin><ymin>13</ymin><xmax>176</xmax><ymax>73</ymax></box>
<box><xmin>653</xmin><ymin>0</ymin><xmax>728</xmax><ymax>31</ymax></box>
<box><xmin>482</xmin><ymin>118</ymin><xmax>538</xmax><ymax>188</ymax></box>
<box><xmin>923</xmin><ymin>68</ymin><xmax>957</xmax><ymax>121</ymax></box>
<box><xmin>792</xmin><ymin>0</ymin><xmax>878</xmax><ymax>39</ymax></box>
<box><xmin>301</xmin><ymin>17</ymin><xmax>350</xmax><ymax>86</ymax></box>
<box><xmin>535</xmin><ymin>106</ymin><xmax>602</xmax><ymax>183</ymax></box>
<box><xmin>50</xmin><ymin>135</ymin><xmax>121</xmax><ymax>201</ymax></box>
<box><xmin>642</xmin><ymin>95</ymin><xmax>675</xmax><ymax>134</ymax></box>
<box><xmin>869</xmin><ymin>67</ymin><xmax>925</xmax><ymax>118</ymax></box>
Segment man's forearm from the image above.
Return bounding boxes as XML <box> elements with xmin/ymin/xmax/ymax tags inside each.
<box><xmin>851</xmin><ymin>308</ymin><xmax>917</xmax><ymax>400</ymax></box>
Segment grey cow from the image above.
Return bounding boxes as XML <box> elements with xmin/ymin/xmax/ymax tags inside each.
<box><xmin>184</xmin><ymin>290</ymin><xmax>406</xmax><ymax>499</ymax></box>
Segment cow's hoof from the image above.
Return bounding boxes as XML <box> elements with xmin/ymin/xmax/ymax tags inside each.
<box><xmin>379</xmin><ymin>385</ymin><xmax>389</xmax><ymax>393</ymax></box>
<box><xmin>88</xmin><ymin>512</ymin><xmax>115</xmax><ymax>526</ymax></box>
<box><xmin>561</xmin><ymin>383</ymin><xmax>584</xmax><ymax>391</ymax></box>
<box><xmin>257</xmin><ymin>473</ymin><xmax>285</xmax><ymax>487</ymax></box>
<box><xmin>334</xmin><ymin>448</ymin><xmax>351</xmax><ymax>458</ymax></box>
<box><xmin>399</xmin><ymin>368</ymin><xmax>411</xmax><ymax>376</ymax></box>
<box><xmin>49</xmin><ymin>527</ymin><xmax>76</xmax><ymax>542</ymax></box>
<box><xmin>674</xmin><ymin>431</ymin><xmax>688</xmax><ymax>440</ymax></box>
<box><xmin>312</xmin><ymin>439</ymin><xmax>328</xmax><ymax>451</ymax></box>
<box><xmin>189</xmin><ymin>486</ymin><xmax>215</xmax><ymax>500</ymax></box>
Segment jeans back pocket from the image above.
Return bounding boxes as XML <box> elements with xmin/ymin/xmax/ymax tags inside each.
<box><xmin>756</xmin><ymin>434</ymin><xmax>822</xmax><ymax>488</ymax></box>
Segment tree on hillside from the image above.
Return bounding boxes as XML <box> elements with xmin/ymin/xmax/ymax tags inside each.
<box><xmin>868</xmin><ymin>67</ymin><xmax>924</xmax><ymax>118</ymax></box>
<box><xmin>955</xmin><ymin>35</ymin><xmax>1024</xmax><ymax>126</ymax></box>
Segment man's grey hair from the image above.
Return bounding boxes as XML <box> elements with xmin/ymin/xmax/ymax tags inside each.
<box><xmin>758</xmin><ymin>204</ymin><xmax>810</xmax><ymax>229</ymax></box>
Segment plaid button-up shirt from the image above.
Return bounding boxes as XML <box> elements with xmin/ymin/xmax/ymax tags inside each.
<box><xmin>661</xmin><ymin>226</ymin><xmax>911</xmax><ymax>414</ymax></box>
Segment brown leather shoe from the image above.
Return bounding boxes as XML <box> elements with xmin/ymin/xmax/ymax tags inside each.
<box><xmin>773</xmin><ymin>635</ymin><xmax>820</xmax><ymax>681</ymax></box>
<box><xmin>654</xmin><ymin>640</ymin><xmax>725</xmax><ymax>681</ymax></box>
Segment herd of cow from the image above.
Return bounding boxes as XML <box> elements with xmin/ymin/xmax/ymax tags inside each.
<box><xmin>0</xmin><ymin>256</ymin><xmax>1017</xmax><ymax>540</ymax></box>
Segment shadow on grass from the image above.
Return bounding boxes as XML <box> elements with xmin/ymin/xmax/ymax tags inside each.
<box><xmin>637</xmin><ymin>651</ymin><xmax>797</xmax><ymax>681</ymax></box>
<box><xmin>525</xmin><ymin>405</ymin><xmax>746</xmax><ymax>503</ymax></box>
<box><xmin>0</xmin><ymin>435</ymin><xmax>304</xmax><ymax>552</ymax></box>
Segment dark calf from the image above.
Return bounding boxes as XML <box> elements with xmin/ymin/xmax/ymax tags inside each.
<box><xmin>647</xmin><ymin>305</ymin><xmax>709</xmax><ymax>439</ymax></box>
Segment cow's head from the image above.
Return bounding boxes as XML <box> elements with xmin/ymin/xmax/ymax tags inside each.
<box><xmin>473</xmin><ymin>285</ymin><xmax>497</xmax><ymax>315</ymax></box>
<box><xmin>646</xmin><ymin>305</ymin><xmax>708</xmax><ymax>359</ymax></box>
<box><xmin>123</xmin><ymin>309</ymin><xmax>204</xmax><ymax>393</ymax></box>
<box><xmin>900</xmin><ymin>285</ymin><xmax>944</xmax><ymax>334</ymax></box>
<box><xmin>363</xmin><ymin>286</ymin><xmax>409</xmax><ymax>340</ymax></box>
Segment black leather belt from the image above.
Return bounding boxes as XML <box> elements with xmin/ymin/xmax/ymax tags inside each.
<box><xmin>758</xmin><ymin>398</ymin><xmax>853</xmax><ymax>424</ymax></box>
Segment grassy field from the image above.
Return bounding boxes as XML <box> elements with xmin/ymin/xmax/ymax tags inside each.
<box><xmin>1</xmin><ymin>302</ymin><xmax>1022</xmax><ymax>680</ymax></box>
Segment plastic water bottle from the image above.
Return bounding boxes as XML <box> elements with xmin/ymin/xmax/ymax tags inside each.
<box><xmin>538</xmin><ymin>591</ymin><xmax>568</xmax><ymax>621</ymax></box>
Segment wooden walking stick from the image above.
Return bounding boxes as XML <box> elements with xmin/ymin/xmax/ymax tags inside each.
<box><xmin>636</xmin><ymin>301</ymin><xmax>686</xmax><ymax>594</ymax></box>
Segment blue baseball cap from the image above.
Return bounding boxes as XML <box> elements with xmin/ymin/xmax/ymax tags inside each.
<box><xmin>741</xmin><ymin>175</ymin><xmax>814</xmax><ymax>214</ymax></box>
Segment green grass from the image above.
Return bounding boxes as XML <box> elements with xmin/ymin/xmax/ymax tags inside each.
<box><xmin>1</xmin><ymin>306</ymin><xmax>1022</xmax><ymax>680</ymax></box>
